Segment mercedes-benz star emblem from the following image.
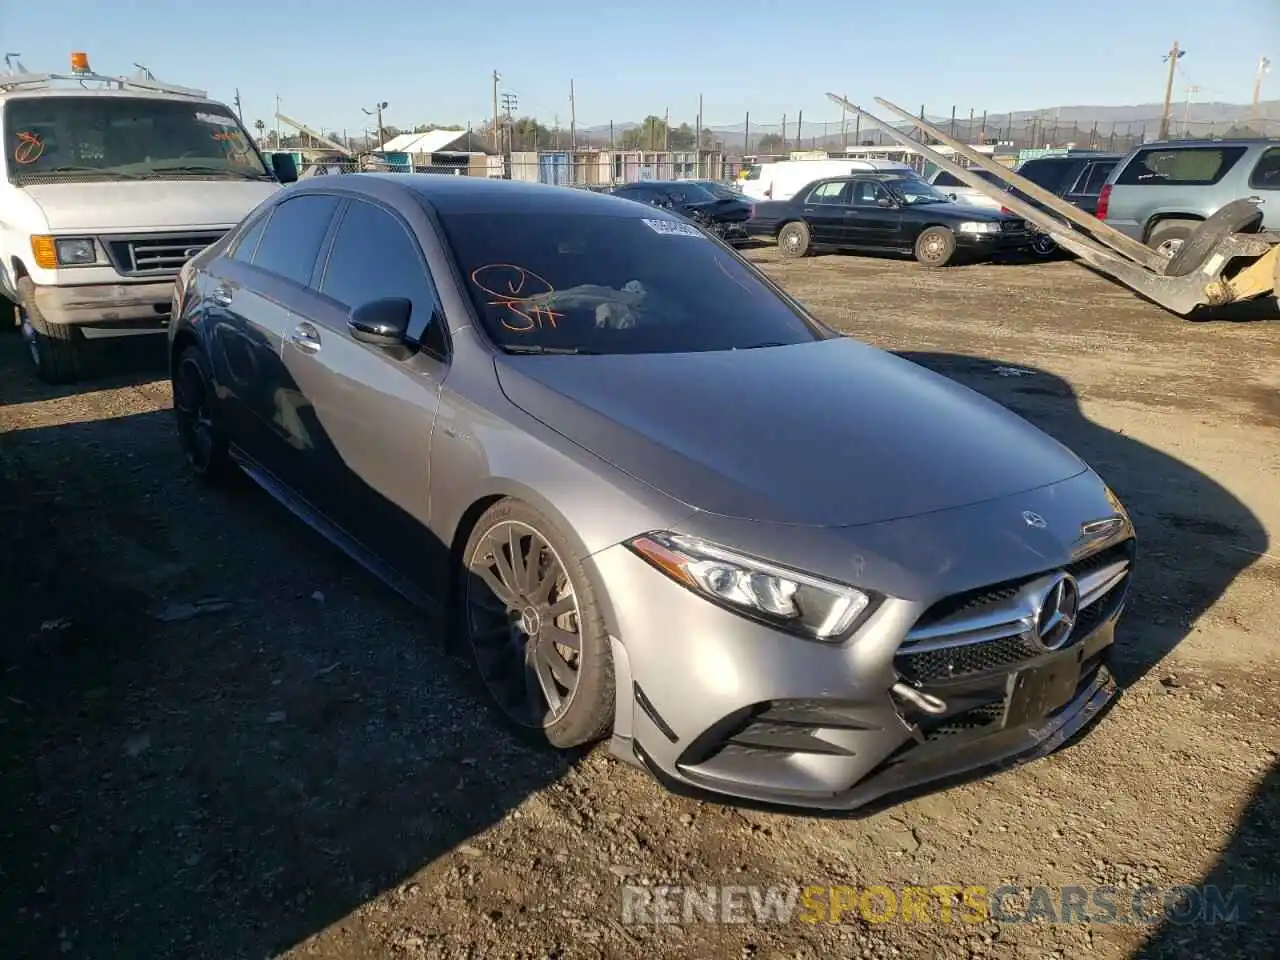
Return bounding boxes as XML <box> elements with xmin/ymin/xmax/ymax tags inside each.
<box><xmin>1034</xmin><ymin>573</ymin><xmax>1080</xmax><ymax>650</ymax></box>
<box><xmin>1022</xmin><ymin>510</ymin><xmax>1047</xmax><ymax>529</ymax></box>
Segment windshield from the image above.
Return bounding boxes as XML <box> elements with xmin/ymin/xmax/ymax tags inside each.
<box><xmin>4</xmin><ymin>95</ymin><xmax>271</xmax><ymax>183</ymax></box>
<box><xmin>888</xmin><ymin>177</ymin><xmax>952</xmax><ymax>205</ymax></box>
<box><xmin>698</xmin><ymin>181</ymin><xmax>745</xmax><ymax>200</ymax></box>
<box><xmin>438</xmin><ymin>212</ymin><xmax>825</xmax><ymax>356</ymax></box>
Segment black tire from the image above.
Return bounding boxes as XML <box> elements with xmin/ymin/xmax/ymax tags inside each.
<box><xmin>459</xmin><ymin>499</ymin><xmax>614</xmax><ymax>749</ymax></box>
<box><xmin>777</xmin><ymin>221</ymin><xmax>811</xmax><ymax>259</ymax></box>
<box><xmin>1162</xmin><ymin>200</ymin><xmax>1265</xmax><ymax>278</ymax></box>
<box><xmin>914</xmin><ymin>226</ymin><xmax>957</xmax><ymax>267</ymax></box>
<box><xmin>1030</xmin><ymin>231</ymin><xmax>1059</xmax><ymax>259</ymax></box>
<box><xmin>171</xmin><ymin>344</ymin><xmax>236</xmax><ymax>483</ymax></box>
<box><xmin>16</xmin><ymin>277</ymin><xmax>87</xmax><ymax>384</ymax></box>
<box><xmin>1145</xmin><ymin>219</ymin><xmax>1200</xmax><ymax>264</ymax></box>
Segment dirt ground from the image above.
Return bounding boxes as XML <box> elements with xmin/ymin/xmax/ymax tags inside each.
<box><xmin>2</xmin><ymin>251</ymin><xmax>1277</xmax><ymax>960</ymax></box>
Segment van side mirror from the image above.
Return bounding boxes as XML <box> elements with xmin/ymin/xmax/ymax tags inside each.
<box><xmin>270</xmin><ymin>153</ymin><xmax>298</xmax><ymax>184</ymax></box>
<box><xmin>348</xmin><ymin>297</ymin><xmax>411</xmax><ymax>348</ymax></box>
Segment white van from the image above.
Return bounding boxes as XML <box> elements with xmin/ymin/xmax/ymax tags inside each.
<box><xmin>741</xmin><ymin>159</ymin><xmax>915</xmax><ymax>203</ymax></box>
<box><xmin>0</xmin><ymin>54</ymin><xmax>293</xmax><ymax>383</ymax></box>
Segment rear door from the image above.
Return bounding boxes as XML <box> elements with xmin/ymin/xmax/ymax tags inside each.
<box><xmin>798</xmin><ymin>180</ymin><xmax>850</xmax><ymax>243</ymax></box>
<box><xmin>1064</xmin><ymin>160</ymin><xmax>1117</xmax><ymax>216</ymax></box>
<box><xmin>283</xmin><ymin>196</ymin><xmax>448</xmax><ymax>583</ymax></box>
<box><xmin>211</xmin><ymin>193</ymin><xmax>341</xmax><ymax>485</ymax></box>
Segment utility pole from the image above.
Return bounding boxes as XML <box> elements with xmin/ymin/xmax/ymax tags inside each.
<box><xmin>1158</xmin><ymin>41</ymin><xmax>1184</xmax><ymax>140</ymax></box>
<box><xmin>841</xmin><ymin>93</ymin><xmax>849</xmax><ymax>150</ymax></box>
<box><xmin>569</xmin><ymin>79</ymin><xmax>577</xmax><ymax>152</ymax></box>
<box><xmin>663</xmin><ymin>107</ymin><xmax>669</xmax><ymax>150</ymax></box>
<box><xmin>1182</xmin><ymin>84</ymin><xmax>1201</xmax><ymax>137</ymax></box>
<box><xmin>500</xmin><ymin>92</ymin><xmax>518</xmax><ymax>153</ymax></box>
<box><xmin>233</xmin><ymin>88</ymin><xmax>243</xmax><ymax>123</ymax></box>
<box><xmin>492</xmin><ymin>70</ymin><xmax>501</xmax><ymax>150</ymax></box>
<box><xmin>696</xmin><ymin>93</ymin><xmax>703</xmax><ymax>151</ymax></box>
<box><xmin>274</xmin><ymin>95</ymin><xmax>281</xmax><ymax>149</ymax></box>
<box><xmin>781</xmin><ymin>114</ymin><xmax>786</xmax><ymax>153</ymax></box>
<box><xmin>795</xmin><ymin>110</ymin><xmax>802</xmax><ymax>152</ymax></box>
<box><xmin>744</xmin><ymin>112</ymin><xmax>750</xmax><ymax>154</ymax></box>
<box><xmin>1254</xmin><ymin>56</ymin><xmax>1272</xmax><ymax>123</ymax></box>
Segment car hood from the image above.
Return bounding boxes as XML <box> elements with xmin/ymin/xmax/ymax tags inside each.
<box><xmin>23</xmin><ymin>179</ymin><xmax>281</xmax><ymax>232</ymax></box>
<box><xmin>495</xmin><ymin>337</ymin><xmax>1088</xmax><ymax>527</ymax></box>
<box><xmin>911</xmin><ymin>200</ymin><xmax>1011</xmax><ymax>222</ymax></box>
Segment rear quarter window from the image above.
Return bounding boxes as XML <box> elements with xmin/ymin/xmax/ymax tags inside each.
<box><xmin>1115</xmin><ymin>146</ymin><xmax>1248</xmax><ymax>187</ymax></box>
<box><xmin>1015</xmin><ymin>159</ymin><xmax>1080</xmax><ymax>194</ymax></box>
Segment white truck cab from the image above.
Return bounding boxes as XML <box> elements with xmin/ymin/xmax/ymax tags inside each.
<box><xmin>0</xmin><ymin>53</ymin><xmax>296</xmax><ymax>383</ymax></box>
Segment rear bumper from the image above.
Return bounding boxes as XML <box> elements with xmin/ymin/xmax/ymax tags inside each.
<box><xmin>32</xmin><ymin>280</ymin><xmax>175</xmax><ymax>332</ymax></box>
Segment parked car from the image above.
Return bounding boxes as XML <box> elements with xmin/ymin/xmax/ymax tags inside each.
<box><xmin>1008</xmin><ymin>151</ymin><xmax>1124</xmax><ymax>256</ymax></box>
<box><xmin>609</xmin><ymin>179</ymin><xmax>751</xmax><ymax>242</ymax></box>
<box><xmin>1099</xmin><ymin>138</ymin><xmax>1280</xmax><ymax>260</ymax></box>
<box><xmin>740</xmin><ymin>158</ymin><xmax>915</xmax><ymax>202</ymax></box>
<box><xmin>927</xmin><ymin>166</ymin><xmax>1009</xmax><ymax>211</ymax></box>
<box><xmin>746</xmin><ymin>173</ymin><xmax>1033</xmax><ymax>266</ymax></box>
<box><xmin>169</xmin><ymin>174</ymin><xmax>1134</xmax><ymax>812</ymax></box>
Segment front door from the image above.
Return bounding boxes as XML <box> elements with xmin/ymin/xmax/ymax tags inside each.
<box><xmin>844</xmin><ymin>179</ymin><xmax>903</xmax><ymax>247</ymax></box>
<box><xmin>281</xmin><ymin>197</ymin><xmax>448</xmax><ymax>589</ymax></box>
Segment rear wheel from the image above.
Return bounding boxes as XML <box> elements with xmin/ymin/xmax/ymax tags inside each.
<box><xmin>17</xmin><ymin>278</ymin><xmax>87</xmax><ymax>384</ymax></box>
<box><xmin>1162</xmin><ymin>200</ymin><xmax>1264</xmax><ymax>278</ymax></box>
<box><xmin>777</xmin><ymin>221</ymin><xmax>811</xmax><ymax>259</ymax></box>
<box><xmin>460</xmin><ymin>499</ymin><xmax>614</xmax><ymax>749</ymax></box>
<box><xmin>914</xmin><ymin>226</ymin><xmax>957</xmax><ymax>267</ymax></box>
<box><xmin>1146</xmin><ymin>219</ymin><xmax>1199</xmax><ymax>262</ymax></box>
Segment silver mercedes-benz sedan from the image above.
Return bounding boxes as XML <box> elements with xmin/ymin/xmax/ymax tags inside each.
<box><xmin>168</xmin><ymin>173</ymin><xmax>1135</xmax><ymax>812</ymax></box>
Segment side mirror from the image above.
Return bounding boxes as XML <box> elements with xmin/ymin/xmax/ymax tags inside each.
<box><xmin>348</xmin><ymin>297</ymin><xmax>411</xmax><ymax>348</ymax></box>
<box><xmin>270</xmin><ymin>153</ymin><xmax>298</xmax><ymax>184</ymax></box>
<box><xmin>949</xmin><ymin>192</ymin><xmax>958</xmax><ymax>201</ymax></box>
<box><xmin>875</xmin><ymin>196</ymin><xmax>896</xmax><ymax>208</ymax></box>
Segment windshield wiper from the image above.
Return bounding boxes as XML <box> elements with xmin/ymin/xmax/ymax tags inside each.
<box><xmin>735</xmin><ymin>341</ymin><xmax>791</xmax><ymax>350</ymax></box>
<box><xmin>502</xmin><ymin>344</ymin><xmax>599</xmax><ymax>355</ymax></box>
<box><xmin>152</xmin><ymin>165</ymin><xmax>268</xmax><ymax>179</ymax></box>
<box><xmin>27</xmin><ymin>166</ymin><xmax>143</xmax><ymax>179</ymax></box>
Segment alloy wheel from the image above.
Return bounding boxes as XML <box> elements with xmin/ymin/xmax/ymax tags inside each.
<box><xmin>465</xmin><ymin>520</ymin><xmax>583</xmax><ymax>728</ymax></box>
<box><xmin>173</xmin><ymin>356</ymin><xmax>216</xmax><ymax>471</ymax></box>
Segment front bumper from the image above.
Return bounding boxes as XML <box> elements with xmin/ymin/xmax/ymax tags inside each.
<box><xmin>956</xmin><ymin>231</ymin><xmax>1034</xmax><ymax>255</ymax></box>
<box><xmin>593</xmin><ymin>535</ymin><xmax>1130</xmax><ymax>812</ymax></box>
<box><xmin>32</xmin><ymin>280</ymin><xmax>176</xmax><ymax>334</ymax></box>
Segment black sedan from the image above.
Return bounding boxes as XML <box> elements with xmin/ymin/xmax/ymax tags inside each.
<box><xmin>745</xmin><ymin>173</ymin><xmax>1033</xmax><ymax>267</ymax></box>
<box><xmin>609</xmin><ymin>180</ymin><xmax>751</xmax><ymax>243</ymax></box>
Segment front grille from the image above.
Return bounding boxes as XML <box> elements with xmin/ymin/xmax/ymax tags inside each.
<box><xmin>1001</xmin><ymin>219</ymin><xmax>1028</xmax><ymax>232</ymax></box>
<box><xmin>102</xmin><ymin>232</ymin><xmax>225</xmax><ymax>278</ymax></box>
<box><xmin>895</xmin><ymin>539</ymin><xmax>1133</xmax><ymax>684</ymax></box>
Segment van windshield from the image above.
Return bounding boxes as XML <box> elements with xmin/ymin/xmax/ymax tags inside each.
<box><xmin>4</xmin><ymin>96</ymin><xmax>271</xmax><ymax>184</ymax></box>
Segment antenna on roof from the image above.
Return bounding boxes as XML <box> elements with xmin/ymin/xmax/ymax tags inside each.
<box><xmin>4</xmin><ymin>53</ymin><xmax>27</xmax><ymax>74</ymax></box>
<box><xmin>132</xmin><ymin>62</ymin><xmax>156</xmax><ymax>81</ymax></box>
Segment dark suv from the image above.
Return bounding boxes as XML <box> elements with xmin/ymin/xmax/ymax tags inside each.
<box><xmin>1009</xmin><ymin>151</ymin><xmax>1124</xmax><ymax>256</ymax></box>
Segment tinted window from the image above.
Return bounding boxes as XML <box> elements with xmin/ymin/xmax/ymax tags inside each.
<box><xmin>252</xmin><ymin>194</ymin><xmax>340</xmax><ymax>286</ymax></box>
<box><xmin>806</xmin><ymin>181</ymin><xmax>848</xmax><ymax>204</ymax></box>
<box><xmin>1115</xmin><ymin>146</ymin><xmax>1248</xmax><ymax>186</ymax></box>
<box><xmin>437</xmin><ymin>212</ymin><xmax>823</xmax><ymax>355</ymax></box>
<box><xmin>1248</xmin><ymin>146</ymin><xmax>1280</xmax><ymax>190</ymax></box>
<box><xmin>1078</xmin><ymin>161</ymin><xmax>1117</xmax><ymax>196</ymax></box>
<box><xmin>1016</xmin><ymin>159</ymin><xmax>1080</xmax><ymax>194</ymax></box>
<box><xmin>229</xmin><ymin>210</ymin><xmax>270</xmax><ymax>263</ymax></box>
<box><xmin>319</xmin><ymin>200</ymin><xmax>440</xmax><ymax>344</ymax></box>
<box><xmin>932</xmin><ymin>171</ymin><xmax>963</xmax><ymax>187</ymax></box>
<box><xmin>666</xmin><ymin>183</ymin><xmax>715</xmax><ymax>203</ymax></box>
<box><xmin>850</xmin><ymin>181</ymin><xmax>894</xmax><ymax>206</ymax></box>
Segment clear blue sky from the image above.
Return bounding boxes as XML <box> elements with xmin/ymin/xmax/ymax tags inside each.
<box><xmin>3</xmin><ymin>0</ymin><xmax>1275</xmax><ymax>135</ymax></box>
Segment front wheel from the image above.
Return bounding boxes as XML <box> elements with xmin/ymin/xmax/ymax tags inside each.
<box><xmin>172</xmin><ymin>345</ymin><xmax>236</xmax><ymax>483</ymax></box>
<box><xmin>777</xmin><ymin>221</ymin><xmax>812</xmax><ymax>259</ymax></box>
<box><xmin>914</xmin><ymin>226</ymin><xmax>957</xmax><ymax>268</ymax></box>
<box><xmin>460</xmin><ymin>499</ymin><xmax>615</xmax><ymax>749</ymax></box>
<box><xmin>17</xmin><ymin>278</ymin><xmax>87</xmax><ymax>384</ymax></box>
<box><xmin>1030</xmin><ymin>231</ymin><xmax>1058</xmax><ymax>259</ymax></box>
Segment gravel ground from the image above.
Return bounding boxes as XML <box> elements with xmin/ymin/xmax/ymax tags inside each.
<box><xmin>2</xmin><ymin>251</ymin><xmax>1277</xmax><ymax>960</ymax></box>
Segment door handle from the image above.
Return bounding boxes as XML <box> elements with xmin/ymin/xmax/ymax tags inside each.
<box><xmin>209</xmin><ymin>285</ymin><xmax>233</xmax><ymax>307</ymax></box>
<box><xmin>1247</xmin><ymin>196</ymin><xmax>1266</xmax><ymax>204</ymax></box>
<box><xmin>802</xmin><ymin>207</ymin><xmax>816</xmax><ymax>214</ymax></box>
<box><xmin>289</xmin><ymin>321</ymin><xmax>322</xmax><ymax>354</ymax></box>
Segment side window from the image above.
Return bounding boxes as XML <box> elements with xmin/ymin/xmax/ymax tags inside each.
<box><xmin>1248</xmin><ymin>146</ymin><xmax>1280</xmax><ymax>191</ymax></box>
<box><xmin>1115</xmin><ymin>146</ymin><xmax>1248</xmax><ymax>186</ymax></box>
<box><xmin>228</xmin><ymin>210</ymin><xmax>271</xmax><ymax>263</ymax></box>
<box><xmin>932</xmin><ymin>171</ymin><xmax>963</xmax><ymax>188</ymax></box>
<box><xmin>1017</xmin><ymin>159</ymin><xmax>1077</xmax><ymax>194</ymax></box>
<box><xmin>806</xmin><ymin>181</ymin><xmax>848</xmax><ymax>204</ymax></box>
<box><xmin>849</xmin><ymin>181</ymin><xmax>891</xmax><ymax>206</ymax></box>
<box><xmin>1076</xmin><ymin>162</ymin><xmax>1116</xmax><ymax>196</ymax></box>
<box><xmin>252</xmin><ymin>194</ymin><xmax>341</xmax><ymax>286</ymax></box>
<box><xmin>319</xmin><ymin>200</ymin><xmax>441</xmax><ymax>346</ymax></box>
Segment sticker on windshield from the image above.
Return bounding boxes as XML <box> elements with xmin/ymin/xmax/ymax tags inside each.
<box><xmin>641</xmin><ymin>218</ymin><xmax>706</xmax><ymax>239</ymax></box>
<box><xmin>194</xmin><ymin>112</ymin><xmax>238</xmax><ymax>127</ymax></box>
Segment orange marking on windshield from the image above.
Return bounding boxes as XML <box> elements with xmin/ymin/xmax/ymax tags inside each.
<box><xmin>472</xmin><ymin>264</ymin><xmax>565</xmax><ymax>333</ymax></box>
<box><xmin>13</xmin><ymin>131</ymin><xmax>44</xmax><ymax>165</ymax></box>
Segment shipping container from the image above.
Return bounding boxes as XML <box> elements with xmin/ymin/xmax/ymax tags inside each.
<box><xmin>539</xmin><ymin>151</ymin><xmax>571</xmax><ymax>186</ymax></box>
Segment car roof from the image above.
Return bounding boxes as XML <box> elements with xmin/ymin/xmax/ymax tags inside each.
<box><xmin>1135</xmin><ymin>138</ymin><xmax>1280</xmax><ymax>149</ymax></box>
<box><xmin>287</xmin><ymin>173</ymin><xmax>665</xmax><ymax>218</ymax></box>
<box><xmin>1020</xmin><ymin>153</ymin><xmax>1124</xmax><ymax>162</ymax></box>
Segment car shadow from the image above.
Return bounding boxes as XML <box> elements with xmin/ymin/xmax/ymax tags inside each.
<box><xmin>0</xmin><ymin>328</ymin><xmax>572</xmax><ymax>957</ymax></box>
<box><xmin>893</xmin><ymin>352</ymin><xmax>1268</xmax><ymax>690</ymax></box>
<box><xmin>1133</xmin><ymin>760</ymin><xmax>1278</xmax><ymax>958</ymax></box>
<box><xmin>0</xmin><ymin>327</ymin><xmax>170</xmax><ymax>406</ymax></box>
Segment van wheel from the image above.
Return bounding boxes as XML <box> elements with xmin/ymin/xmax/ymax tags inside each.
<box><xmin>1146</xmin><ymin>219</ymin><xmax>1198</xmax><ymax>261</ymax></box>
<box><xmin>778</xmin><ymin>222</ymin><xmax>811</xmax><ymax>258</ymax></box>
<box><xmin>914</xmin><ymin>227</ymin><xmax>957</xmax><ymax>267</ymax></box>
<box><xmin>17</xmin><ymin>278</ymin><xmax>86</xmax><ymax>385</ymax></box>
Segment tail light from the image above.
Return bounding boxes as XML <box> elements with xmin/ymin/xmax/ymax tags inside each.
<box><xmin>1095</xmin><ymin>184</ymin><xmax>1112</xmax><ymax>220</ymax></box>
<box><xmin>1000</xmin><ymin>206</ymin><xmax>1012</xmax><ymax>215</ymax></box>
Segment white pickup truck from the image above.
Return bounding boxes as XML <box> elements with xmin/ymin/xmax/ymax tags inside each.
<box><xmin>0</xmin><ymin>54</ymin><xmax>297</xmax><ymax>383</ymax></box>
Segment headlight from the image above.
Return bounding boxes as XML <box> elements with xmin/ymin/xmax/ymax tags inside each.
<box><xmin>957</xmin><ymin>221</ymin><xmax>1001</xmax><ymax>235</ymax></box>
<box><xmin>626</xmin><ymin>532</ymin><xmax>873</xmax><ymax>641</ymax></box>
<box><xmin>55</xmin><ymin>237</ymin><xmax>99</xmax><ymax>265</ymax></box>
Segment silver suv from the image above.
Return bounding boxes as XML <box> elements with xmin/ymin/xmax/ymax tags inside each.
<box><xmin>1099</xmin><ymin>139</ymin><xmax>1280</xmax><ymax>258</ymax></box>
